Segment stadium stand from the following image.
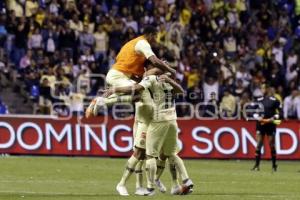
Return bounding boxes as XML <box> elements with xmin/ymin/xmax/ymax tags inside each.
<box><xmin>0</xmin><ymin>0</ymin><xmax>299</xmax><ymax>119</ymax></box>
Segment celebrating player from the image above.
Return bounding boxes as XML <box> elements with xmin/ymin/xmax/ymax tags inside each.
<box><xmin>85</xmin><ymin>25</ymin><xmax>175</xmax><ymax>118</ymax></box>
<box><xmin>251</xmin><ymin>85</ymin><xmax>282</xmax><ymax>172</ymax></box>
<box><xmin>104</xmin><ymin>65</ymin><xmax>193</xmax><ymax>196</ymax></box>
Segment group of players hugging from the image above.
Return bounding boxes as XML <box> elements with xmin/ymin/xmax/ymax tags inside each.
<box><xmin>85</xmin><ymin>26</ymin><xmax>282</xmax><ymax>196</ymax></box>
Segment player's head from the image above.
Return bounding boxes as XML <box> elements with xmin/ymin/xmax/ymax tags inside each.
<box><xmin>144</xmin><ymin>60</ymin><xmax>163</xmax><ymax>76</ymax></box>
<box><xmin>258</xmin><ymin>84</ymin><xmax>265</xmax><ymax>95</ymax></box>
<box><xmin>260</xmin><ymin>84</ymin><xmax>273</xmax><ymax>96</ymax></box>
<box><xmin>143</xmin><ymin>25</ymin><xmax>158</xmax><ymax>44</ymax></box>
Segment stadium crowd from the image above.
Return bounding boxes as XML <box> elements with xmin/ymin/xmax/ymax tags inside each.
<box><xmin>0</xmin><ymin>0</ymin><xmax>300</xmax><ymax>119</ymax></box>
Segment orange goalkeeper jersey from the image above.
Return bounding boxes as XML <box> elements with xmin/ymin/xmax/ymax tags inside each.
<box><xmin>112</xmin><ymin>36</ymin><xmax>147</xmax><ymax>77</ymax></box>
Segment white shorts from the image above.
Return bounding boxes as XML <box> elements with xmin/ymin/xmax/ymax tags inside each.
<box><xmin>106</xmin><ymin>69</ymin><xmax>136</xmax><ymax>87</ymax></box>
<box><xmin>133</xmin><ymin>121</ymin><xmax>149</xmax><ymax>149</ymax></box>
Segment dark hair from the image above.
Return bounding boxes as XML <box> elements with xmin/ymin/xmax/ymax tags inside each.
<box><xmin>143</xmin><ymin>25</ymin><xmax>157</xmax><ymax>35</ymax></box>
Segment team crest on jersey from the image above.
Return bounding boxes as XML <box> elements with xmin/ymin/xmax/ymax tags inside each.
<box><xmin>141</xmin><ymin>132</ymin><xmax>146</xmax><ymax>139</ymax></box>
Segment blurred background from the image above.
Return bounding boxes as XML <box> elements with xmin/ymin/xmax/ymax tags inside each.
<box><xmin>0</xmin><ymin>0</ymin><xmax>299</xmax><ymax>120</ymax></box>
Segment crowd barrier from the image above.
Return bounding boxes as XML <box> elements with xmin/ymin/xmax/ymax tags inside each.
<box><xmin>0</xmin><ymin>116</ymin><xmax>299</xmax><ymax>159</ymax></box>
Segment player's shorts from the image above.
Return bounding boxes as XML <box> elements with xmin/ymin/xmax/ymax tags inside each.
<box><xmin>106</xmin><ymin>68</ymin><xmax>136</xmax><ymax>87</ymax></box>
<box><xmin>133</xmin><ymin>121</ymin><xmax>149</xmax><ymax>149</ymax></box>
<box><xmin>256</xmin><ymin>123</ymin><xmax>276</xmax><ymax>136</ymax></box>
<box><xmin>146</xmin><ymin>120</ymin><xmax>178</xmax><ymax>157</ymax></box>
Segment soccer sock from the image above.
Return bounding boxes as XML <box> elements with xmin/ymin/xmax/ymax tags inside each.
<box><xmin>146</xmin><ymin>158</ymin><xmax>157</xmax><ymax>189</ymax></box>
<box><xmin>168</xmin><ymin>160</ymin><xmax>180</xmax><ymax>187</ymax></box>
<box><xmin>172</xmin><ymin>155</ymin><xmax>189</xmax><ymax>181</ymax></box>
<box><xmin>271</xmin><ymin>148</ymin><xmax>277</xmax><ymax>167</ymax></box>
<box><xmin>255</xmin><ymin>149</ymin><xmax>261</xmax><ymax>167</ymax></box>
<box><xmin>135</xmin><ymin>160</ymin><xmax>144</xmax><ymax>189</ymax></box>
<box><xmin>155</xmin><ymin>158</ymin><xmax>166</xmax><ymax>181</ymax></box>
<box><xmin>119</xmin><ymin>155</ymin><xmax>139</xmax><ymax>186</ymax></box>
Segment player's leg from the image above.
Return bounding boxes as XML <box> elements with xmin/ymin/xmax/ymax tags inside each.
<box><xmin>133</xmin><ymin>122</ymin><xmax>148</xmax><ymax>195</ymax></box>
<box><xmin>86</xmin><ymin>69</ymin><xmax>137</xmax><ymax>117</ymax></box>
<box><xmin>116</xmin><ymin>151</ymin><xmax>139</xmax><ymax>196</ymax></box>
<box><xmin>154</xmin><ymin>154</ymin><xmax>167</xmax><ymax>193</ymax></box>
<box><xmin>252</xmin><ymin>128</ymin><xmax>265</xmax><ymax>171</ymax></box>
<box><xmin>145</xmin><ymin>122</ymin><xmax>167</xmax><ymax>196</ymax></box>
<box><xmin>116</xmin><ymin>121</ymin><xmax>145</xmax><ymax>196</ymax></box>
<box><xmin>170</xmin><ymin>154</ymin><xmax>194</xmax><ymax>194</ymax></box>
<box><xmin>162</xmin><ymin>120</ymin><xmax>182</xmax><ymax>194</ymax></box>
<box><xmin>267</xmin><ymin>125</ymin><xmax>277</xmax><ymax>172</ymax></box>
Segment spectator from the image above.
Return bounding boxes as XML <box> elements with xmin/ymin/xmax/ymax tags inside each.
<box><xmin>49</xmin><ymin>0</ymin><xmax>60</xmax><ymax>16</ymax></box>
<box><xmin>220</xmin><ymin>89</ymin><xmax>237</xmax><ymax>117</ymax></box>
<box><xmin>79</xmin><ymin>25</ymin><xmax>95</xmax><ymax>52</ymax></box>
<box><xmin>202</xmin><ymin>92</ymin><xmax>218</xmax><ymax>118</ymax></box>
<box><xmin>58</xmin><ymin>23</ymin><xmax>76</xmax><ymax>58</ymax></box>
<box><xmin>19</xmin><ymin>50</ymin><xmax>33</xmax><ymax>70</ymax></box>
<box><xmin>69</xmin><ymin>15</ymin><xmax>83</xmax><ymax>35</ymax></box>
<box><xmin>283</xmin><ymin>90</ymin><xmax>300</xmax><ymax>120</ymax></box>
<box><xmin>25</xmin><ymin>0</ymin><xmax>38</xmax><ymax>18</ymax></box>
<box><xmin>13</xmin><ymin>17</ymin><xmax>30</xmax><ymax>67</ymax></box>
<box><xmin>286</xmin><ymin>50</ymin><xmax>298</xmax><ymax>84</ymax></box>
<box><xmin>28</xmin><ymin>28</ymin><xmax>43</xmax><ymax>50</ymax></box>
<box><xmin>0</xmin><ymin>0</ymin><xmax>299</xmax><ymax>115</ymax></box>
<box><xmin>203</xmin><ymin>77</ymin><xmax>219</xmax><ymax>102</ymax></box>
<box><xmin>0</xmin><ymin>98</ymin><xmax>9</xmax><ymax>114</ymax></box>
<box><xmin>94</xmin><ymin>25</ymin><xmax>108</xmax><ymax>61</ymax></box>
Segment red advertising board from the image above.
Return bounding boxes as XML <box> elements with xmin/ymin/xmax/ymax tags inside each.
<box><xmin>0</xmin><ymin>116</ymin><xmax>299</xmax><ymax>159</ymax></box>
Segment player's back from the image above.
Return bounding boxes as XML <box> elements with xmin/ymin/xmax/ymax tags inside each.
<box><xmin>112</xmin><ymin>36</ymin><xmax>147</xmax><ymax>76</ymax></box>
<box><xmin>143</xmin><ymin>75</ymin><xmax>177</xmax><ymax>122</ymax></box>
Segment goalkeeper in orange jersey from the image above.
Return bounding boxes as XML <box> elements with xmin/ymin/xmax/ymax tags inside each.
<box><xmin>85</xmin><ymin>25</ymin><xmax>175</xmax><ymax>118</ymax></box>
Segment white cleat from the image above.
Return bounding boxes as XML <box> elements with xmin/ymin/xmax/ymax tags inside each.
<box><xmin>181</xmin><ymin>179</ymin><xmax>194</xmax><ymax>195</ymax></box>
<box><xmin>170</xmin><ymin>185</ymin><xmax>183</xmax><ymax>195</ymax></box>
<box><xmin>144</xmin><ymin>188</ymin><xmax>155</xmax><ymax>196</ymax></box>
<box><xmin>135</xmin><ymin>187</ymin><xmax>148</xmax><ymax>196</ymax></box>
<box><xmin>92</xmin><ymin>97</ymin><xmax>105</xmax><ymax>116</ymax></box>
<box><xmin>155</xmin><ymin>179</ymin><xmax>167</xmax><ymax>193</ymax></box>
<box><xmin>116</xmin><ymin>183</ymin><xmax>129</xmax><ymax>196</ymax></box>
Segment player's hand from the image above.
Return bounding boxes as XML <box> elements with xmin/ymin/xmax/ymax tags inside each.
<box><xmin>169</xmin><ymin>67</ymin><xmax>176</xmax><ymax>76</ymax></box>
<box><xmin>158</xmin><ymin>74</ymin><xmax>170</xmax><ymax>83</ymax></box>
<box><xmin>259</xmin><ymin>118</ymin><xmax>272</xmax><ymax>125</ymax></box>
<box><xmin>102</xmin><ymin>88</ymin><xmax>114</xmax><ymax>98</ymax></box>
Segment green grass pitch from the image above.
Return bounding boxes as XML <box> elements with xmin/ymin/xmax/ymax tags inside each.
<box><xmin>0</xmin><ymin>156</ymin><xmax>299</xmax><ymax>200</ymax></box>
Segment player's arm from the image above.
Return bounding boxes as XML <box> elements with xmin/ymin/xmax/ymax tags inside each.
<box><xmin>148</xmin><ymin>55</ymin><xmax>176</xmax><ymax>76</ymax></box>
<box><xmin>158</xmin><ymin>75</ymin><xmax>185</xmax><ymax>94</ymax></box>
<box><xmin>135</xmin><ymin>40</ymin><xmax>176</xmax><ymax>75</ymax></box>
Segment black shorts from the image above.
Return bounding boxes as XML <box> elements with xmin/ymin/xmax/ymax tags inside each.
<box><xmin>256</xmin><ymin>123</ymin><xmax>276</xmax><ymax>136</ymax></box>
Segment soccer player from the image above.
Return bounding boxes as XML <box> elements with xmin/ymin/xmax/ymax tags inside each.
<box><xmin>104</xmin><ymin>66</ymin><xmax>193</xmax><ymax>196</ymax></box>
<box><xmin>114</xmin><ymin>82</ymin><xmax>154</xmax><ymax>196</ymax></box>
<box><xmin>85</xmin><ymin>25</ymin><xmax>176</xmax><ymax>118</ymax></box>
<box><xmin>251</xmin><ymin>85</ymin><xmax>282</xmax><ymax>172</ymax></box>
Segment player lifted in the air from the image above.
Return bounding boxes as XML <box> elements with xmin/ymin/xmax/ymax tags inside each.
<box><xmin>104</xmin><ymin>65</ymin><xmax>193</xmax><ymax>196</ymax></box>
<box><xmin>85</xmin><ymin>25</ymin><xmax>175</xmax><ymax>118</ymax></box>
